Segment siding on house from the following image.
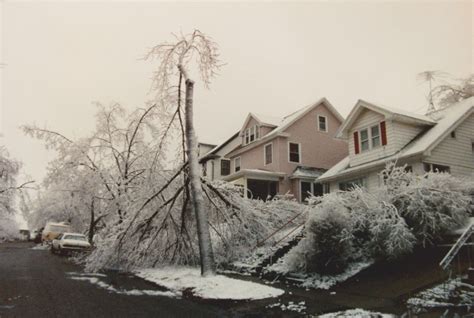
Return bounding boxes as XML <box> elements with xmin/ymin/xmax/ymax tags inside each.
<box><xmin>348</xmin><ymin>109</ymin><xmax>427</xmax><ymax>167</ymax></box>
<box><xmin>202</xmin><ymin>136</ymin><xmax>241</xmax><ymax>181</ymax></box>
<box><xmin>425</xmin><ymin>113</ymin><xmax>474</xmax><ymax>178</ymax></box>
<box><xmin>229</xmin><ymin>103</ymin><xmax>348</xmax><ymax>174</ymax></box>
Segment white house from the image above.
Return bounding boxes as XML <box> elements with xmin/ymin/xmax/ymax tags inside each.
<box><xmin>318</xmin><ymin>97</ymin><xmax>474</xmax><ymax>192</ymax></box>
<box><xmin>198</xmin><ymin>132</ymin><xmax>241</xmax><ymax>181</ymax></box>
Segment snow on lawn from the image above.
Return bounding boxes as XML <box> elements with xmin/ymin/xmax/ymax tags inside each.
<box><xmin>135</xmin><ymin>266</ymin><xmax>285</xmax><ymax>300</ymax></box>
<box><xmin>407</xmin><ymin>277</ymin><xmax>474</xmax><ymax>310</ymax></box>
<box><xmin>318</xmin><ymin>308</ymin><xmax>396</xmax><ymax>317</ymax></box>
<box><xmin>67</xmin><ymin>272</ymin><xmax>178</xmax><ymax>297</ymax></box>
<box><xmin>268</xmin><ymin>260</ymin><xmax>373</xmax><ymax>290</ymax></box>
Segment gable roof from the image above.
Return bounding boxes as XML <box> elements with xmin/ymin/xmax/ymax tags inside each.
<box><xmin>319</xmin><ymin>97</ymin><xmax>474</xmax><ymax>182</ymax></box>
<box><xmin>198</xmin><ymin>131</ymin><xmax>240</xmax><ymax>163</ymax></box>
<box><xmin>228</xmin><ymin>97</ymin><xmax>345</xmax><ymax>157</ymax></box>
<box><xmin>336</xmin><ymin>99</ymin><xmax>436</xmax><ymax>139</ymax></box>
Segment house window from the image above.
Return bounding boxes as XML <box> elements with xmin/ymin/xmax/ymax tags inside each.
<box><xmin>318</xmin><ymin>115</ymin><xmax>327</xmax><ymax>132</ymax></box>
<box><xmin>357</xmin><ymin>123</ymin><xmax>382</xmax><ymax>153</ymax></box>
<box><xmin>301</xmin><ymin>182</ymin><xmax>329</xmax><ymax>202</ymax></box>
<box><xmin>339</xmin><ymin>178</ymin><xmax>365</xmax><ymax>191</ymax></box>
<box><xmin>234</xmin><ymin>157</ymin><xmax>241</xmax><ymax>172</ymax></box>
<box><xmin>371</xmin><ymin>125</ymin><xmax>381</xmax><ymax>148</ymax></box>
<box><xmin>202</xmin><ymin>163</ymin><xmax>207</xmax><ymax>177</ymax></box>
<box><xmin>360</xmin><ymin>129</ymin><xmax>369</xmax><ymax>152</ymax></box>
<box><xmin>250</xmin><ymin>127</ymin><xmax>255</xmax><ymax>142</ymax></box>
<box><xmin>451</xmin><ymin>131</ymin><xmax>456</xmax><ymax>138</ymax></box>
<box><xmin>264</xmin><ymin>143</ymin><xmax>273</xmax><ymax>165</ymax></box>
<box><xmin>220</xmin><ymin>159</ymin><xmax>230</xmax><ymax>176</ymax></box>
<box><xmin>244</xmin><ymin>125</ymin><xmax>259</xmax><ymax>145</ymax></box>
<box><xmin>423</xmin><ymin>163</ymin><xmax>450</xmax><ymax>173</ymax></box>
<box><xmin>289</xmin><ymin>142</ymin><xmax>301</xmax><ymax>163</ymax></box>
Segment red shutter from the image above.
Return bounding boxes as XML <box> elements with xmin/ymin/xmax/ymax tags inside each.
<box><xmin>380</xmin><ymin>121</ymin><xmax>387</xmax><ymax>146</ymax></box>
<box><xmin>353</xmin><ymin>131</ymin><xmax>360</xmax><ymax>154</ymax></box>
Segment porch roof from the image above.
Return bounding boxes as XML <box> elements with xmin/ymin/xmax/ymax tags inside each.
<box><xmin>222</xmin><ymin>169</ymin><xmax>286</xmax><ymax>182</ymax></box>
<box><xmin>289</xmin><ymin>166</ymin><xmax>327</xmax><ymax>179</ymax></box>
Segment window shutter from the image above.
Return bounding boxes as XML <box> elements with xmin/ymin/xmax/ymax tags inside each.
<box><xmin>380</xmin><ymin>121</ymin><xmax>387</xmax><ymax>146</ymax></box>
<box><xmin>354</xmin><ymin>131</ymin><xmax>360</xmax><ymax>154</ymax></box>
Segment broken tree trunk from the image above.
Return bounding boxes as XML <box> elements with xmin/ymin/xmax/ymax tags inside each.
<box><xmin>183</xmin><ymin>77</ymin><xmax>216</xmax><ymax>276</ymax></box>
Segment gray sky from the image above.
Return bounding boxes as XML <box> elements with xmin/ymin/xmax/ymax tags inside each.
<box><xmin>1</xmin><ymin>0</ymin><xmax>472</xmax><ymax>182</ymax></box>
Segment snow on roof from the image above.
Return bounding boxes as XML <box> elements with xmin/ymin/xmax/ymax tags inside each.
<box><xmin>337</xmin><ymin>99</ymin><xmax>436</xmax><ymax>138</ymax></box>
<box><xmin>364</xmin><ymin>100</ymin><xmax>435</xmax><ymax>124</ymax></box>
<box><xmin>291</xmin><ymin>166</ymin><xmax>327</xmax><ymax>179</ymax></box>
<box><xmin>198</xmin><ymin>131</ymin><xmax>240</xmax><ymax>162</ymax></box>
<box><xmin>252</xmin><ymin>113</ymin><xmax>282</xmax><ymax>126</ymax></box>
<box><xmin>320</xmin><ymin>97</ymin><xmax>474</xmax><ymax>181</ymax></box>
<box><xmin>317</xmin><ymin>156</ymin><xmax>351</xmax><ymax>180</ymax></box>
<box><xmin>260</xmin><ymin>98</ymin><xmax>342</xmax><ymax>141</ymax></box>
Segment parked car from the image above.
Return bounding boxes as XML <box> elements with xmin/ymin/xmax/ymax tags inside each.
<box><xmin>42</xmin><ymin>222</ymin><xmax>72</xmax><ymax>243</ymax></box>
<box><xmin>51</xmin><ymin>233</ymin><xmax>91</xmax><ymax>255</ymax></box>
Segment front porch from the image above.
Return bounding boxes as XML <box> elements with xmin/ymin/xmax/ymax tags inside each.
<box><xmin>223</xmin><ymin>169</ymin><xmax>286</xmax><ymax>201</ymax></box>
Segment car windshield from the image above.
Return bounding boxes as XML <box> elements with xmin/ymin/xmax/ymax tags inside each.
<box><xmin>63</xmin><ymin>235</ymin><xmax>87</xmax><ymax>241</ymax></box>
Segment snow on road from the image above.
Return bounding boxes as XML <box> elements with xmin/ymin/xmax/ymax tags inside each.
<box><xmin>135</xmin><ymin>266</ymin><xmax>285</xmax><ymax>300</ymax></box>
<box><xmin>67</xmin><ymin>272</ymin><xmax>179</xmax><ymax>298</ymax></box>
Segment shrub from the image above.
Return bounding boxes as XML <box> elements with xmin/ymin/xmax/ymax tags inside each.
<box><xmin>303</xmin><ymin>198</ymin><xmax>353</xmax><ymax>274</ymax></box>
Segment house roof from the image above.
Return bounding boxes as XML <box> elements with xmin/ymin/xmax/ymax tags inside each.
<box><xmin>319</xmin><ymin>97</ymin><xmax>474</xmax><ymax>182</ymax></box>
<box><xmin>336</xmin><ymin>99</ymin><xmax>436</xmax><ymax>139</ymax></box>
<box><xmin>222</xmin><ymin>169</ymin><xmax>287</xmax><ymax>182</ymax></box>
<box><xmin>290</xmin><ymin>166</ymin><xmax>327</xmax><ymax>179</ymax></box>
<box><xmin>251</xmin><ymin>113</ymin><xmax>282</xmax><ymax>127</ymax></box>
<box><xmin>228</xmin><ymin>97</ymin><xmax>344</xmax><ymax>157</ymax></box>
<box><xmin>198</xmin><ymin>131</ymin><xmax>240</xmax><ymax>163</ymax></box>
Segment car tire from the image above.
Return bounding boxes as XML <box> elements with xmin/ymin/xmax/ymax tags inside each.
<box><xmin>50</xmin><ymin>246</ymin><xmax>55</xmax><ymax>254</ymax></box>
<box><xmin>58</xmin><ymin>247</ymin><xmax>63</xmax><ymax>256</ymax></box>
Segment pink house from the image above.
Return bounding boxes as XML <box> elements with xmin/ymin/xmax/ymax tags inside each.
<box><xmin>201</xmin><ymin>98</ymin><xmax>348</xmax><ymax>202</ymax></box>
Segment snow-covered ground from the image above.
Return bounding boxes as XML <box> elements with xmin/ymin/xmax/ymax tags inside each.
<box><xmin>135</xmin><ymin>266</ymin><xmax>285</xmax><ymax>300</ymax></box>
<box><xmin>266</xmin><ymin>300</ymin><xmax>306</xmax><ymax>314</ymax></box>
<box><xmin>67</xmin><ymin>272</ymin><xmax>178</xmax><ymax>297</ymax></box>
<box><xmin>407</xmin><ymin>276</ymin><xmax>474</xmax><ymax>310</ymax></box>
<box><xmin>268</xmin><ymin>259</ymin><xmax>373</xmax><ymax>290</ymax></box>
<box><xmin>318</xmin><ymin>308</ymin><xmax>396</xmax><ymax>317</ymax></box>
<box><xmin>31</xmin><ymin>244</ymin><xmax>49</xmax><ymax>250</ymax></box>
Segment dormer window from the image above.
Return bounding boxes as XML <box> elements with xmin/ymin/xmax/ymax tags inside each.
<box><xmin>244</xmin><ymin>125</ymin><xmax>260</xmax><ymax>145</ymax></box>
<box><xmin>360</xmin><ymin>129</ymin><xmax>369</xmax><ymax>152</ymax></box>
<box><xmin>371</xmin><ymin>125</ymin><xmax>381</xmax><ymax>148</ymax></box>
<box><xmin>354</xmin><ymin>121</ymin><xmax>386</xmax><ymax>154</ymax></box>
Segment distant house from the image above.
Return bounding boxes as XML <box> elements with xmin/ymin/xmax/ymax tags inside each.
<box><xmin>318</xmin><ymin>97</ymin><xmax>474</xmax><ymax>192</ymax></box>
<box><xmin>200</xmin><ymin>98</ymin><xmax>348</xmax><ymax>202</ymax></box>
<box><xmin>199</xmin><ymin>132</ymin><xmax>241</xmax><ymax>181</ymax></box>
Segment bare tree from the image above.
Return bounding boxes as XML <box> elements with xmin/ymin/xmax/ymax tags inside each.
<box><xmin>145</xmin><ymin>30</ymin><xmax>222</xmax><ymax>275</ymax></box>
<box><xmin>418</xmin><ymin>71</ymin><xmax>473</xmax><ymax>111</ymax></box>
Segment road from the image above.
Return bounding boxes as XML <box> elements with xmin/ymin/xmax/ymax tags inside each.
<box><xmin>1</xmin><ymin>242</ymin><xmax>468</xmax><ymax>317</ymax></box>
<box><xmin>0</xmin><ymin>242</ymin><xmax>233</xmax><ymax>318</ymax></box>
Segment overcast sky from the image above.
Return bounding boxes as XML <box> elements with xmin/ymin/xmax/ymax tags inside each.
<box><xmin>1</xmin><ymin>0</ymin><xmax>472</xmax><ymax>183</ymax></box>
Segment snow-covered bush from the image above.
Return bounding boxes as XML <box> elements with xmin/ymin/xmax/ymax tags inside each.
<box><xmin>280</xmin><ymin>163</ymin><xmax>471</xmax><ymax>275</ymax></box>
<box><xmin>387</xmin><ymin>166</ymin><xmax>471</xmax><ymax>246</ymax></box>
<box><xmin>304</xmin><ymin>203</ymin><xmax>353</xmax><ymax>274</ymax></box>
